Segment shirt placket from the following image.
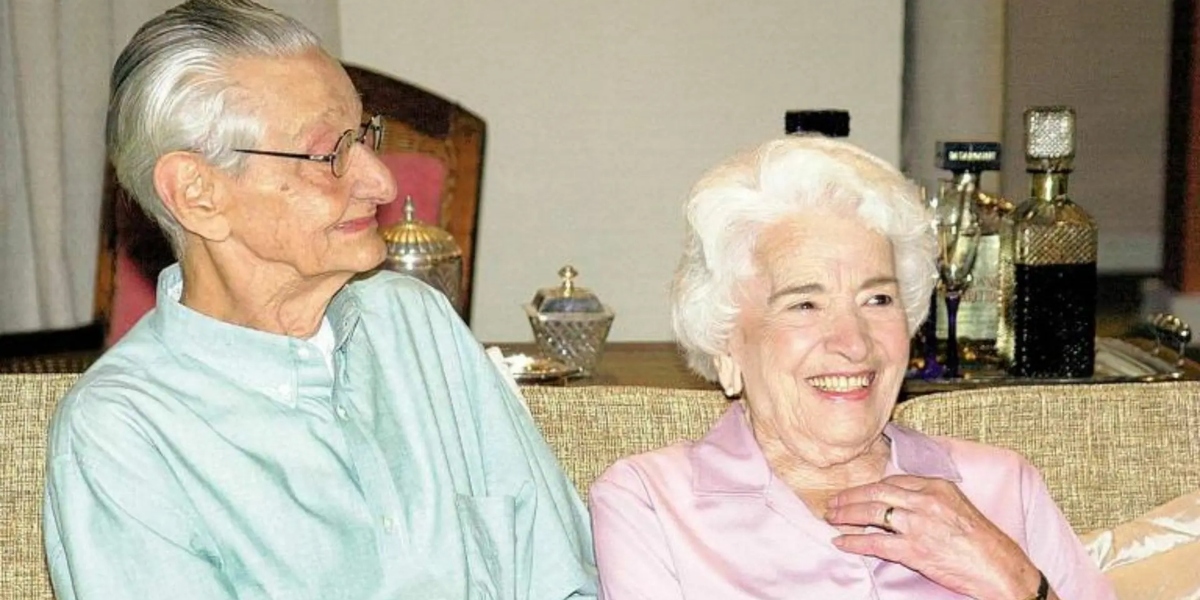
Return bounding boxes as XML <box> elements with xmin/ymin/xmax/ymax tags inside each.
<box><xmin>329</xmin><ymin>346</ymin><xmax>407</xmax><ymax>566</ymax></box>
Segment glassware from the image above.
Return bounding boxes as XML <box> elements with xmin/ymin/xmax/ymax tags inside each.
<box><xmin>525</xmin><ymin>266</ymin><xmax>615</xmax><ymax>375</ymax></box>
<box><xmin>998</xmin><ymin>106</ymin><xmax>1097</xmax><ymax>378</ymax></box>
<box><xmin>932</xmin><ymin>180</ymin><xmax>982</xmax><ymax>379</ymax></box>
<box><xmin>933</xmin><ymin>141</ymin><xmax>1010</xmax><ymax>366</ymax></box>
<box><xmin>381</xmin><ymin>197</ymin><xmax>466</xmax><ymax>317</ymax></box>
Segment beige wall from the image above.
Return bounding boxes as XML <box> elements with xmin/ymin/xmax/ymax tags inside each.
<box><xmin>902</xmin><ymin>0</ymin><xmax>1006</xmax><ymax>194</ymax></box>
<box><xmin>340</xmin><ymin>0</ymin><xmax>905</xmax><ymax>342</ymax></box>
<box><xmin>1003</xmin><ymin>0</ymin><xmax>1171</xmax><ymax>273</ymax></box>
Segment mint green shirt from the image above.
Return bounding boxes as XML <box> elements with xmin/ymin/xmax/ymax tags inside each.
<box><xmin>44</xmin><ymin>265</ymin><xmax>597</xmax><ymax>600</ymax></box>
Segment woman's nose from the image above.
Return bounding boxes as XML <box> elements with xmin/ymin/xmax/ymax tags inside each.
<box><xmin>824</xmin><ymin>309</ymin><xmax>871</xmax><ymax>362</ymax></box>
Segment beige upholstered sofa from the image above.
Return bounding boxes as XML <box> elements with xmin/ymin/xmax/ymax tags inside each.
<box><xmin>3</xmin><ymin>374</ymin><xmax>1199</xmax><ymax>599</ymax></box>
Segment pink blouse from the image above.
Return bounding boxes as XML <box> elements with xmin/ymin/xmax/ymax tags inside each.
<box><xmin>589</xmin><ymin>403</ymin><xmax>1115</xmax><ymax>599</ymax></box>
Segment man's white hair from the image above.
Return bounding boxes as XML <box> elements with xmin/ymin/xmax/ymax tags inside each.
<box><xmin>107</xmin><ymin>0</ymin><xmax>322</xmax><ymax>257</ymax></box>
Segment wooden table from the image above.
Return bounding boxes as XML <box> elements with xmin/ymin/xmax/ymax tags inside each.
<box><xmin>491</xmin><ymin>342</ymin><xmax>714</xmax><ymax>390</ymax></box>
<box><xmin>7</xmin><ymin>338</ymin><xmax>1196</xmax><ymax>396</ymax></box>
<box><xmin>494</xmin><ymin>339</ymin><xmax>1200</xmax><ymax>398</ymax></box>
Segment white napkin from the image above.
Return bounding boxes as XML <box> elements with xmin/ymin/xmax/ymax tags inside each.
<box><xmin>485</xmin><ymin>346</ymin><xmax>530</xmax><ymax>410</ymax></box>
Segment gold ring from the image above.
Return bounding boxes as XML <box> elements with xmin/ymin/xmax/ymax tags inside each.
<box><xmin>882</xmin><ymin>506</ymin><xmax>895</xmax><ymax>529</ymax></box>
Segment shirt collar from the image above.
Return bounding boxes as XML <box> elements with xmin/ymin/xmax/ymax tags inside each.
<box><xmin>691</xmin><ymin>402</ymin><xmax>962</xmax><ymax>495</ymax></box>
<box><xmin>148</xmin><ymin>263</ymin><xmax>361</xmax><ymax>406</ymax></box>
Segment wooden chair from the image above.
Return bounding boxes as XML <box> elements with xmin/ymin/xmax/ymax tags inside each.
<box><xmin>94</xmin><ymin>62</ymin><xmax>486</xmax><ymax>348</ymax></box>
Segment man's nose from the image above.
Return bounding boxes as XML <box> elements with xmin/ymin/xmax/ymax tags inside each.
<box><xmin>349</xmin><ymin>146</ymin><xmax>397</xmax><ymax>205</ymax></box>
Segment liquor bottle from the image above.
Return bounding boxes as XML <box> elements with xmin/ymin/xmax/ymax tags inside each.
<box><xmin>998</xmin><ymin>106</ymin><xmax>1097</xmax><ymax>378</ymax></box>
<box><xmin>933</xmin><ymin>142</ymin><xmax>1011</xmax><ymax>365</ymax></box>
<box><xmin>785</xmin><ymin>110</ymin><xmax>850</xmax><ymax>138</ymax></box>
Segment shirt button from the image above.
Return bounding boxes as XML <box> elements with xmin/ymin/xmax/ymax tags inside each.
<box><xmin>335</xmin><ymin>405</ymin><xmax>349</xmax><ymax>421</ymax></box>
<box><xmin>297</xmin><ymin>346</ymin><xmax>311</xmax><ymax>359</ymax></box>
<box><xmin>382</xmin><ymin>516</ymin><xmax>396</xmax><ymax>533</ymax></box>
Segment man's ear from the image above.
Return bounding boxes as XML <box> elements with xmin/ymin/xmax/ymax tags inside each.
<box><xmin>713</xmin><ymin>354</ymin><xmax>743</xmax><ymax>398</ymax></box>
<box><xmin>153</xmin><ymin>152</ymin><xmax>230</xmax><ymax>242</ymax></box>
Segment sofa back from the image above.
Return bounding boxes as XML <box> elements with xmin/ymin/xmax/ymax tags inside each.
<box><xmin>3</xmin><ymin>374</ymin><xmax>1199</xmax><ymax>600</ymax></box>
<box><xmin>1</xmin><ymin>375</ymin><xmax>64</xmax><ymax>600</ymax></box>
<box><xmin>892</xmin><ymin>380</ymin><xmax>1200</xmax><ymax>534</ymax></box>
<box><xmin>522</xmin><ymin>385</ymin><xmax>730</xmax><ymax>501</ymax></box>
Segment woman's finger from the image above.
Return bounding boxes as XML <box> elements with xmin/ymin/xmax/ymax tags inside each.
<box><xmin>825</xmin><ymin>502</ymin><xmax>911</xmax><ymax>533</ymax></box>
<box><xmin>831</xmin><ymin>532</ymin><xmax>910</xmax><ymax>562</ymax></box>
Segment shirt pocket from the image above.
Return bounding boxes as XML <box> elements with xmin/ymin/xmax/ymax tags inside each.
<box><xmin>455</xmin><ymin>494</ymin><xmax>517</xmax><ymax>600</ymax></box>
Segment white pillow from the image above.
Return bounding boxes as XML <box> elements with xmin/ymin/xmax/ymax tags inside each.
<box><xmin>1079</xmin><ymin>489</ymin><xmax>1200</xmax><ymax>600</ymax></box>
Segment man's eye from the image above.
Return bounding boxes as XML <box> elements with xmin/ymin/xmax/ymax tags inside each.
<box><xmin>789</xmin><ymin>300</ymin><xmax>817</xmax><ymax>311</ymax></box>
<box><xmin>867</xmin><ymin>294</ymin><xmax>894</xmax><ymax>306</ymax></box>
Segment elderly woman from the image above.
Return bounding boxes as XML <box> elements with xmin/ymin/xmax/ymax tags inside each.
<box><xmin>589</xmin><ymin>137</ymin><xmax>1114</xmax><ymax>599</ymax></box>
<box><xmin>43</xmin><ymin>1</ymin><xmax>596</xmax><ymax>599</ymax></box>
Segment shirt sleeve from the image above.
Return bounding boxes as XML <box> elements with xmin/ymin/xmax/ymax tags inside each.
<box><xmin>43</xmin><ymin>388</ymin><xmax>236</xmax><ymax>600</ymax></box>
<box><xmin>1018</xmin><ymin>460</ymin><xmax>1118</xmax><ymax>600</ymax></box>
<box><xmin>589</xmin><ymin>460</ymin><xmax>685</xmax><ymax>600</ymax></box>
<box><xmin>449</xmin><ymin>302</ymin><xmax>599</xmax><ymax>600</ymax></box>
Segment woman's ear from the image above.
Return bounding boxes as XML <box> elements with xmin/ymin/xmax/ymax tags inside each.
<box><xmin>713</xmin><ymin>354</ymin><xmax>743</xmax><ymax>398</ymax></box>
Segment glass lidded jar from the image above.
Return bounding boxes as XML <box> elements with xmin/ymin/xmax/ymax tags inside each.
<box><xmin>525</xmin><ymin>265</ymin><xmax>614</xmax><ymax>375</ymax></box>
<box><xmin>381</xmin><ymin>196</ymin><xmax>465</xmax><ymax>317</ymax></box>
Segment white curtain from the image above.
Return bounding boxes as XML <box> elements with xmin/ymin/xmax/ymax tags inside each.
<box><xmin>0</xmin><ymin>0</ymin><xmax>340</xmax><ymax>335</ymax></box>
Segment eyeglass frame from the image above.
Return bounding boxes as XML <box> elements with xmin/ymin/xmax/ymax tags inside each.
<box><xmin>232</xmin><ymin>114</ymin><xmax>385</xmax><ymax>178</ymax></box>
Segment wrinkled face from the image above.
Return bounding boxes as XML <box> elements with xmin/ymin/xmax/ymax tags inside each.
<box><xmin>728</xmin><ymin>210</ymin><xmax>910</xmax><ymax>464</ymax></box>
<box><xmin>218</xmin><ymin>49</ymin><xmax>396</xmax><ymax>278</ymax></box>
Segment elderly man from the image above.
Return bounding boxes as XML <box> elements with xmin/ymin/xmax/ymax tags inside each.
<box><xmin>42</xmin><ymin>1</ymin><xmax>596</xmax><ymax>598</ymax></box>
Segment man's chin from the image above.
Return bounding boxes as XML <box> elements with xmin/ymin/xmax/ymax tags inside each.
<box><xmin>355</xmin><ymin>240</ymin><xmax>389</xmax><ymax>272</ymax></box>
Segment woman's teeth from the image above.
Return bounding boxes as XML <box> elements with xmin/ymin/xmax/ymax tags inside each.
<box><xmin>807</xmin><ymin>375</ymin><xmax>871</xmax><ymax>392</ymax></box>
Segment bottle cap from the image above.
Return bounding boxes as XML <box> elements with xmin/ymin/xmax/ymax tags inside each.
<box><xmin>1024</xmin><ymin>106</ymin><xmax>1075</xmax><ymax>171</ymax></box>
<box><xmin>936</xmin><ymin>141</ymin><xmax>1002</xmax><ymax>172</ymax></box>
<box><xmin>785</xmin><ymin>110</ymin><xmax>850</xmax><ymax>137</ymax></box>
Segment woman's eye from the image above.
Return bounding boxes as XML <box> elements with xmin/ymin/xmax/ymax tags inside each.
<box><xmin>867</xmin><ymin>294</ymin><xmax>894</xmax><ymax>306</ymax></box>
<box><xmin>788</xmin><ymin>300</ymin><xmax>817</xmax><ymax>311</ymax></box>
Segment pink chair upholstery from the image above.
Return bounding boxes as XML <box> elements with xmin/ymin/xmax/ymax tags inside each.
<box><xmin>377</xmin><ymin>154</ymin><xmax>448</xmax><ymax>227</ymax></box>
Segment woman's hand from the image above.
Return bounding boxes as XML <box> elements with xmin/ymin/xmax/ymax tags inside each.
<box><xmin>825</xmin><ymin>474</ymin><xmax>1048</xmax><ymax>600</ymax></box>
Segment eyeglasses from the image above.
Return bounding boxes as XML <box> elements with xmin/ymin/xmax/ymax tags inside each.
<box><xmin>233</xmin><ymin>115</ymin><xmax>384</xmax><ymax>178</ymax></box>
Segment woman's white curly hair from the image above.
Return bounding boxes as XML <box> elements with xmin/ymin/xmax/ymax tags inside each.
<box><xmin>671</xmin><ymin>136</ymin><xmax>937</xmax><ymax>381</ymax></box>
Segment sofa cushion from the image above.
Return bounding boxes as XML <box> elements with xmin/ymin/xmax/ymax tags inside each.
<box><xmin>891</xmin><ymin>381</ymin><xmax>1200</xmax><ymax>534</ymax></box>
<box><xmin>1</xmin><ymin>374</ymin><xmax>77</xmax><ymax>600</ymax></box>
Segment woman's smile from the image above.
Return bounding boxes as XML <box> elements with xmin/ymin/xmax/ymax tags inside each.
<box><xmin>806</xmin><ymin>371</ymin><xmax>875</xmax><ymax>400</ymax></box>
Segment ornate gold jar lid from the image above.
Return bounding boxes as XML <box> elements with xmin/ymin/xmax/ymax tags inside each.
<box><xmin>382</xmin><ymin>197</ymin><xmax>462</xmax><ymax>268</ymax></box>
